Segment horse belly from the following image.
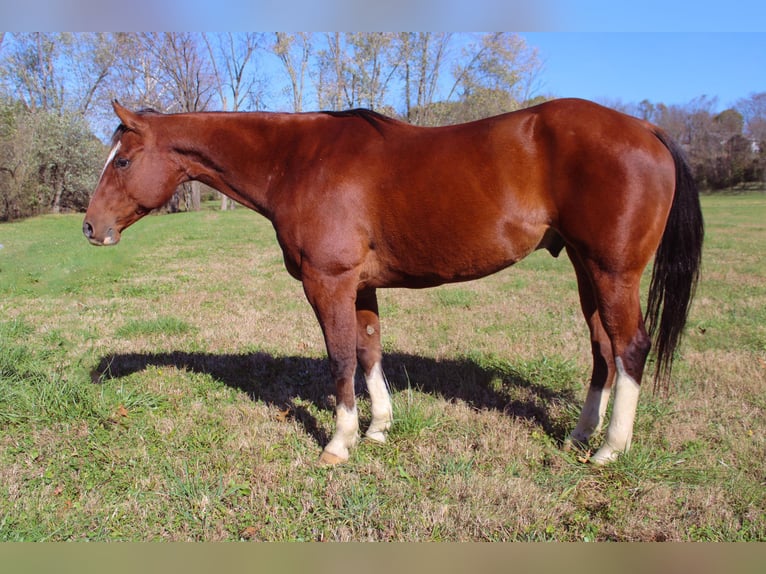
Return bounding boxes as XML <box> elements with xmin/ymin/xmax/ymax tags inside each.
<box><xmin>373</xmin><ymin>216</ymin><xmax>548</xmax><ymax>288</ymax></box>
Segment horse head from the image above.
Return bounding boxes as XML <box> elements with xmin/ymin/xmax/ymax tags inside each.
<box><xmin>83</xmin><ymin>101</ymin><xmax>184</xmax><ymax>246</ymax></box>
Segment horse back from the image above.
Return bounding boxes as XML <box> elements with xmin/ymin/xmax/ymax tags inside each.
<box><xmin>273</xmin><ymin>99</ymin><xmax>675</xmax><ymax>288</ymax></box>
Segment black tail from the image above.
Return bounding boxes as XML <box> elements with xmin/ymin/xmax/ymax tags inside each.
<box><xmin>645</xmin><ymin>129</ymin><xmax>704</xmax><ymax>389</ymax></box>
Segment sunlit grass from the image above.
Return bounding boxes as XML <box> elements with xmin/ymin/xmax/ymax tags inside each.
<box><xmin>0</xmin><ymin>195</ymin><xmax>764</xmax><ymax>540</ymax></box>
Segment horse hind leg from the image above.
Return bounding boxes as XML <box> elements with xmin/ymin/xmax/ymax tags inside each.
<box><xmin>567</xmin><ymin>327</ymin><xmax>613</xmax><ymax>447</ymax></box>
<box><xmin>587</xmin><ymin>266</ymin><xmax>651</xmax><ymax>465</ymax></box>
<box><xmin>356</xmin><ymin>288</ymin><xmax>393</xmax><ymax>443</ymax></box>
<box><xmin>564</xmin><ymin>247</ymin><xmax>616</xmax><ymax>450</ymax></box>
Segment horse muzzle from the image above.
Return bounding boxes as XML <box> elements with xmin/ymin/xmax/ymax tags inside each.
<box><xmin>82</xmin><ymin>220</ymin><xmax>120</xmax><ymax>246</ymax></box>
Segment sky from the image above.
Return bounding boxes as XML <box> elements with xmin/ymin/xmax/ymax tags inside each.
<box><xmin>520</xmin><ymin>33</ymin><xmax>765</xmax><ymax>110</ymax></box>
<box><xmin>2</xmin><ymin>0</ymin><xmax>764</xmax><ymax>112</ymax></box>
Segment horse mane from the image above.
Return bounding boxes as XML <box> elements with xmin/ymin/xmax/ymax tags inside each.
<box><xmin>321</xmin><ymin>108</ymin><xmax>398</xmax><ymax>135</ymax></box>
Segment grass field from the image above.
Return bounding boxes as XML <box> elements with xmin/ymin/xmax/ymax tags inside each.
<box><xmin>0</xmin><ymin>194</ymin><xmax>764</xmax><ymax>541</ymax></box>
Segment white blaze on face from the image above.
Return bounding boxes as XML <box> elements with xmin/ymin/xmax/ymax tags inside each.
<box><xmin>98</xmin><ymin>140</ymin><xmax>122</xmax><ymax>183</ymax></box>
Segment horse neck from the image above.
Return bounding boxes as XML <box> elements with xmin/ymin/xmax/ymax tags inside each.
<box><xmin>161</xmin><ymin>112</ymin><xmax>305</xmax><ymax>219</ymax></box>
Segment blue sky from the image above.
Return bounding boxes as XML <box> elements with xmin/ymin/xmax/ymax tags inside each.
<box><xmin>520</xmin><ymin>33</ymin><xmax>765</xmax><ymax>110</ymax></box>
<box><xmin>3</xmin><ymin>0</ymin><xmax>764</xmax><ymax>112</ymax></box>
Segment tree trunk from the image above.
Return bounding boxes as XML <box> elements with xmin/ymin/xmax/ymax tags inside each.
<box><xmin>190</xmin><ymin>180</ymin><xmax>201</xmax><ymax>211</ymax></box>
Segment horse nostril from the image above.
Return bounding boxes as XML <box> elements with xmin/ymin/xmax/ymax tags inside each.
<box><xmin>83</xmin><ymin>220</ymin><xmax>94</xmax><ymax>239</ymax></box>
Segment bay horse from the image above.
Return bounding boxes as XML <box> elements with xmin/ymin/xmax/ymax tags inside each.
<box><xmin>83</xmin><ymin>98</ymin><xmax>703</xmax><ymax>465</ymax></box>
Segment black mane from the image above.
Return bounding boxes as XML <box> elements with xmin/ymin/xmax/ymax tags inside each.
<box><xmin>321</xmin><ymin>108</ymin><xmax>398</xmax><ymax>135</ymax></box>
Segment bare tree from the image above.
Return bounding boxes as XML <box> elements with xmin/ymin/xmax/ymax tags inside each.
<box><xmin>737</xmin><ymin>92</ymin><xmax>766</xmax><ymax>142</ymax></box>
<box><xmin>204</xmin><ymin>32</ymin><xmax>264</xmax><ymax>209</ymax></box>
<box><xmin>2</xmin><ymin>33</ymin><xmax>66</xmax><ymax>113</ymax></box>
<box><xmin>1</xmin><ymin>33</ymin><xmax>118</xmax><ymax>123</ymax></box>
<box><xmin>141</xmin><ymin>32</ymin><xmax>214</xmax><ymax>114</ymax></box>
<box><xmin>345</xmin><ymin>33</ymin><xmax>399</xmax><ymax>111</ymax></box>
<box><xmin>66</xmin><ymin>33</ymin><xmax>119</xmax><ymax>117</ymax></box>
<box><xmin>273</xmin><ymin>32</ymin><xmax>312</xmax><ymax>112</ymax></box>
<box><xmin>204</xmin><ymin>32</ymin><xmax>264</xmax><ymax>112</ymax></box>
<box><xmin>106</xmin><ymin>33</ymin><xmax>170</xmax><ymax>111</ymax></box>
<box><xmin>315</xmin><ymin>33</ymin><xmax>401</xmax><ymax>112</ymax></box>
<box><xmin>140</xmin><ymin>33</ymin><xmax>215</xmax><ymax>210</ymax></box>
<box><xmin>399</xmin><ymin>32</ymin><xmax>452</xmax><ymax>125</ymax></box>
<box><xmin>444</xmin><ymin>32</ymin><xmax>543</xmax><ymax>123</ymax></box>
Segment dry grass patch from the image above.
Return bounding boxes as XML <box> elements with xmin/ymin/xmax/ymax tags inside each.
<box><xmin>1</xmin><ymin>196</ymin><xmax>765</xmax><ymax>540</ymax></box>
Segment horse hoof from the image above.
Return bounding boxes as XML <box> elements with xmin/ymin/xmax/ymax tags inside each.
<box><xmin>589</xmin><ymin>445</ymin><xmax>621</xmax><ymax>466</ymax></box>
<box><xmin>319</xmin><ymin>450</ymin><xmax>347</xmax><ymax>465</ymax></box>
<box><xmin>365</xmin><ymin>430</ymin><xmax>387</xmax><ymax>443</ymax></box>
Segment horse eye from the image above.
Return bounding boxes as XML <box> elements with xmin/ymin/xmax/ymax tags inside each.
<box><xmin>114</xmin><ymin>157</ymin><xmax>130</xmax><ymax>169</ymax></box>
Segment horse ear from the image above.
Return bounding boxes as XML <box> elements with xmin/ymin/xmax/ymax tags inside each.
<box><xmin>112</xmin><ymin>100</ymin><xmax>146</xmax><ymax>133</ymax></box>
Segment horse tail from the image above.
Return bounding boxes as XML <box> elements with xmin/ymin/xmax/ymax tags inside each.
<box><xmin>645</xmin><ymin>129</ymin><xmax>704</xmax><ymax>390</ymax></box>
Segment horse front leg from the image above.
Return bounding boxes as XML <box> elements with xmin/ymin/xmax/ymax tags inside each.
<box><xmin>302</xmin><ymin>271</ymin><xmax>360</xmax><ymax>465</ymax></box>
<box><xmin>356</xmin><ymin>288</ymin><xmax>392</xmax><ymax>443</ymax></box>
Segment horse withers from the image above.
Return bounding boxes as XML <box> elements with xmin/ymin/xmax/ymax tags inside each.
<box><xmin>83</xmin><ymin>98</ymin><xmax>703</xmax><ymax>465</ymax></box>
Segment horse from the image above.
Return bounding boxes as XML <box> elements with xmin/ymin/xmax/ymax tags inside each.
<box><xmin>83</xmin><ymin>98</ymin><xmax>703</xmax><ymax>466</ymax></box>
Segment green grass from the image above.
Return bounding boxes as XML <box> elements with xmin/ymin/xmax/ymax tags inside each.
<box><xmin>116</xmin><ymin>317</ymin><xmax>196</xmax><ymax>338</ymax></box>
<box><xmin>0</xmin><ymin>195</ymin><xmax>764</xmax><ymax>541</ymax></box>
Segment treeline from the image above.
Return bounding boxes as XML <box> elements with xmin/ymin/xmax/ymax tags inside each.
<box><xmin>0</xmin><ymin>32</ymin><xmax>764</xmax><ymax>221</ymax></box>
<box><xmin>608</xmin><ymin>95</ymin><xmax>766</xmax><ymax>191</ymax></box>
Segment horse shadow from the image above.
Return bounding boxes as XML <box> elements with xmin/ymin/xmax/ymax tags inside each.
<box><xmin>93</xmin><ymin>350</ymin><xmax>579</xmax><ymax>448</ymax></box>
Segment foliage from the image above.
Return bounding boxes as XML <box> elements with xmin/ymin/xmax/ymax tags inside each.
<box><xmin>0</xmin><ymin>100</ymin><xmax>104</xmax><ymax>220</ymax></box>
<box><xmin>1</xmin><ymin>33</ymin><xmax>764</xmax><ymax>224</ymax></box>
<box><xmin>611</xmin><ymin>95</ymin><xmax>766</xmax><ymax>190</ymax></box>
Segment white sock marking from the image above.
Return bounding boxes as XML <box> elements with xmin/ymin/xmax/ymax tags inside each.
<box><xmin>323</xmin><ymin>404</ymin><xmax>359</xmax><ymax>461</ymax></box>
<box><xmin>365</xmin><ymin>362</ymin><xmax>392</xmax><ymax>442</ymax></box>
<box><xmin>569</xmin><ymin>383</ymin><xmax>611</xmax><ymax>444</ymax></box>
<box><xmin>591</xmin><ymin>357</ymin><xmax>640</xmax><ymax>465</ymax></box>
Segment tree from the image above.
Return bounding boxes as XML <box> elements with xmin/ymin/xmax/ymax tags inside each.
<box><xmin>141</xmin><ymin>33</ymin><xmax>214</xmax><ymax>114</ymax></box>
<box><xmin>0</xmin><ymin>101</ymin><xmax>103</xmax><ymax>220</ymax></box>
<box><xmin>36</xmin><ymin>111</ymin><xmax>104</xmax><ymax>214</ymax></box>
<box><xmin>66</xmin><ymin>33</ymin><xmax>120</xmax><ymax>118</ymax></box>
<box><xmin>316</xmin><ymin>33</ymin><xmax>346</xmax><ymax>111</ymax></box>
<box><xmin>398</xmin><ymin>32</ymin><xmax>451</xmax><ymax>125</ymax></box>
<box><xmin>205</xmin><ymin>33</ymin><xmax>263</xmax><ymax>113</ymax></box>
<box><xmin>0</xmin><ymin>100</ymin><xmax>38</xmax><ymax>220</ymax></box>
<box><xmin>434</xmin><ymin>33</ymin><xmax>543</xmax><ymax>125</ymax></box>
<box><xmin>637</xmin><ymin>99</ymin><xmax>656</xmax><ymax>122</ymax></box>
<box><xmin>140</xmin><ymin>33</ymin><xmax>216</xmax><ymax>211</ymax></box>
<box><xmin>344</xmin><ymin>33</ymin><xmax>399</xmax><ymax>111</ymax></box>
<box><xmin>1</xmin><ymin>33</ymin><xmax>66</xmax><ymax>114</ymax></box>
<box><xmin>316</xmin><ymin>33</ymin><xmax>399</xmax><ymax>112</ymax></box>
<box><xmin>205</xmin><ymin>32</ymin><xmax>264</xmax><ymax>209</ymax></box>
<box><xmin>1</xmin><ymin>33</ymin><xmax>121</xmax><ymax>133</ymax></box>
<box><xmin>106</xmin><ymin>33</ymin><xmax>170</xmax><ymax>111</ymax></box>
<box><xmin>737</xmin><ymin>92</ymin><xmax>766</xmax><ymax>142</ymax></box>
<box><xmin>273</xmin><ymin>32</ymin><xmax>312</xmax><ymax>113</ymax></box>
<box><xmin>451</xmin><ymin>35</ymin><xmax>541</xmax><ymax>102</ymax></box>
